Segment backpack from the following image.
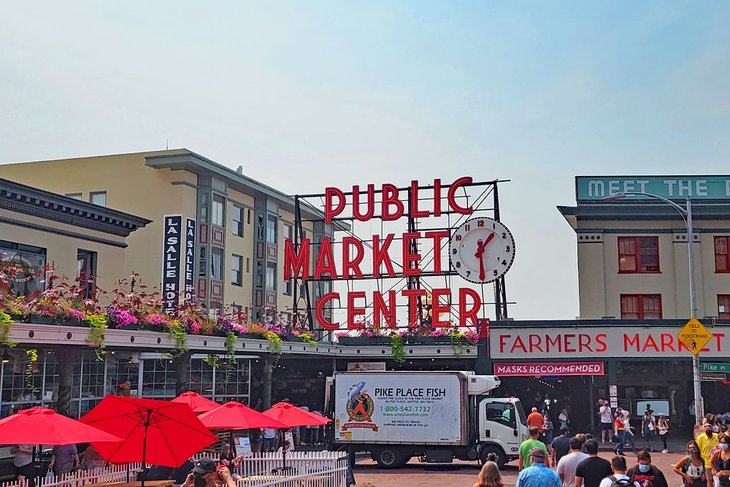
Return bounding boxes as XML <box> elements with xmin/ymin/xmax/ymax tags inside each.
<box><xmin>607</xmin><ymin>475</ymin><xmax>634</xmax><ymax>487</ymax></box>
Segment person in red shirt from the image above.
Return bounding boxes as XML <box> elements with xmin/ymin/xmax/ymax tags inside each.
<box><xmin>527</xmin><ymin>407</ymin><xmax>544</xmax><ymax>433</ymax></box>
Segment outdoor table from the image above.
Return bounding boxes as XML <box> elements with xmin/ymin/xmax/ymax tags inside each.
<box><xmin>238</xmin><ymin>475</ymin><xmax>328</xmax><ymax>486</ymax></box>
<box><xmin>85</xmin><ymin>481</ymin><xmax>175</xmax><ymax>487</ymax></box>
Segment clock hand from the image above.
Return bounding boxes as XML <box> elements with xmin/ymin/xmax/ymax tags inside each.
<box><xmin>475</xmin><ymin>239</ymin><xmax>486</xmax><ymax>280</ymax></box>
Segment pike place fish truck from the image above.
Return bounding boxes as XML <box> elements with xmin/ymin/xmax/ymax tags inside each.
<box><xmin>326</xmin><ymin>371</ymin><xmax>528</xmax><ymax>468</ymax></box>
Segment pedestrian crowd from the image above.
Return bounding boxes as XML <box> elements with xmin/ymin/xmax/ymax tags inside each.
<box><xmin>474</xmin><ymin>401</ymin><xmax>730</xmax><ymax>487</ymax></box>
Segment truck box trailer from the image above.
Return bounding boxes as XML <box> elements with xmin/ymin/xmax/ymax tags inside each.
<box><xmin>328</xmin><ymin>370</ymin><xmax>528</xmax><ymax>468</ymax></box>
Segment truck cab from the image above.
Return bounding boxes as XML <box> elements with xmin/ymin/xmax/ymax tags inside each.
<box><xmin>477</xmin><ymin>396</ymin><xmax>529</xmax><ymax>466</ymax></box>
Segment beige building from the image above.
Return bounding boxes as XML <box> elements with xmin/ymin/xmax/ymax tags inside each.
<box><xmin>0</xmin><ymin>177</ymin><xmax>149</xmax><ymax>298</ymax></box>
<box><xmin>559</xmin><ymin>175</ymin><xmax>730</xmax><ymax>321</ymax></box>
<box><xmin>0</xmin><ymin>149</ymin><xmax>328</xmax><ymax>322</ymax></box>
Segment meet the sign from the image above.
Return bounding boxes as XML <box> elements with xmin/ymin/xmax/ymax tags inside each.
<box><xmin>576</xmin><ymin>176</ymin><xmax>730</xmax><ymax>201</ymax></box>
<box><xmin>490</xmin><ymin>326</ymin><xmax>729</xmax><ymax>359</ymax></box>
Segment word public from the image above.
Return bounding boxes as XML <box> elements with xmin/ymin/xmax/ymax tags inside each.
<box><xmin>284</xmin><ymin>177</ymin><xmax>481</xmax><ymax>330</ymax></box>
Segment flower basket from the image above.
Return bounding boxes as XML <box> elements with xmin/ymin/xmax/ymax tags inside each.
<box><xmin>338</xmin><ymin>336</ymin><xmax>392</xmax><ymax>346</ymax></box>
<box><xmin>403</xmin><ymin>336</ymin><xmax>452</xmax><ymax>345</ymax></box>
<box><xmin>28</xmin><ymin>315</ymin><xmax>56</xmax><ymax>325</ymax></box>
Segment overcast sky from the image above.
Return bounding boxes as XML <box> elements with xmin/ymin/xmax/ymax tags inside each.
<box><xmin>2</xmin><ymin>1</ymin><xmax>729</xmax><ymax>320</ymax></box>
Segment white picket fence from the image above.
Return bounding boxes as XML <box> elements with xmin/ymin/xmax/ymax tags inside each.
<box><xmin>0</xmin><ymin>463</ymin><xmax>141</xmax><ymax>487</ymax></box>
<box><xmin>0</xmin><ymin>451</ymin><xmax>348</xmax><ymax>487</ymax></box>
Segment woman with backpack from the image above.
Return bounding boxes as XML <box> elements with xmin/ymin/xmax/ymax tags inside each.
<box><xmin>673</xmin><ymin>440</ymin><xmax>707</xmax><ymax>487</ymax></box>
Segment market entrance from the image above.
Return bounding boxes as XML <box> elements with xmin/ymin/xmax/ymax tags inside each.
<box><xmin>495</xmin><ymin>374</ymin><xmax>600</xmax><ymax>435</ymax></box>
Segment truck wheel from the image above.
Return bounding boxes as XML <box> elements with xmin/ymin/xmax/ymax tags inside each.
<box><xmin>480</xmin><ymin>445</ymin><xmax>507</xmax><ymax>468</ymax></box>
<box><xmin>375</xmin><ymin>447</ymin><xmax>403</xmax><ymax>468</ymax></box>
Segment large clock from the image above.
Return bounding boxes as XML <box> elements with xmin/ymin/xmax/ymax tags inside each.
<box><xmin>449</xmin><ymin>217</ymin><xmax>516</xmax><ymax>283</ymax></box>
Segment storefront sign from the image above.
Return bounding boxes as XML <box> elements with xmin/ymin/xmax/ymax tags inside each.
<box><xmin>576</xmin><ymin>176</ymin><xmax>730</xmax><ymax>201</ymax></box>
<box><xmin>490</xmin><ymin>326</ymin><xmax>729</xmax><ymax>359</ymax></box>
<box><xmin>184</xmin><ymin>218</ymin><xmax>196</xmax><ymax>303</ymax></box>
<box><xmin>493</xmin><ymin>362</ymin><xmax>604</xmax><ymax>376</ymax></box>
<box><xmin>701</xmin><ymin>373</ymin><xmax>727</xmax><ymax>382</ymax></box>
<box><xmin>162</xmin><ymin>215</ymin><xmax>182</xmax><ymax>314</ymax></box>
<box><xmin>701</xmin><ymin>363</ymin><xmax>730</xmax><ymax>373</ymax></box>
<box><xmin>347</xmin><ymin>362</ymin><xmax>387</xmax><ymax>372</ymax></box>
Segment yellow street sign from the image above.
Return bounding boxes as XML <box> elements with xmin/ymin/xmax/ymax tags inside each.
<box><xmin>677</xmin><ymin>317</ymin><xmax>713</xmax><ymax>355</ymax></box>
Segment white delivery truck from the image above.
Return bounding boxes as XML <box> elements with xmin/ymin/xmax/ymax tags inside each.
<box><xmin>327</xmin><ymin>370</ymin><xmax>528</xmax><ymax>468</ymax></box>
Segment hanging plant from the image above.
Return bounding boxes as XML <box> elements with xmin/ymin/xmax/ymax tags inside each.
<box><xmin>24</xmin><ymin>348</ymin><xmax>39</xmax><ymax>395</ymax></box>
<box><xmin>0</xmin><ymin>310</ymin><xmax>16</xmax><ymax>347</ymax></box>
<box><xmin>390</xmin><ymin>334</ymin><xmax>406</xmax><ymax>364</ymax></box>
<box><xmin>264</xmin><ymin>331</ymin><xmax>282</xmax><ymax>366</ymax></box>
<box><xmin>203</xmin><ymin>354</ymin><xmax>220</xmax><ymax>367</ymax></box>
<box><xmin>449</xmin><ymin>332</ymin><xmax>466</xmax><ymax>357</ymax></box>
<box><xmin>167</xmin><ymin>319</ymin><xmax>189</xmax><ymax>358</ymax></box>
<box><xmin>224</xmin><ymin>331</ymin><xmax>236</xmax><ymax>383</ymax></box>
<box><xmin>85</xmin><ymin>312</ymin><xmax>107</xmax><ymax>361</ymax></box>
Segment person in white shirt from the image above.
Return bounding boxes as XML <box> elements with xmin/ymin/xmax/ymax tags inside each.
<box><xmin>599</xmin><ymin>455</ymin><xmax>639</xmax><ymax>487</ymax></box>
<box><xmin>557</xmin><ymin>436</ymin><xmax>589</xmax><ymax>487</ymax></box>
<box><xmin>598</xmin><ymin>400</ymin><xmax>613</xmax><ymax>444</ymax></box>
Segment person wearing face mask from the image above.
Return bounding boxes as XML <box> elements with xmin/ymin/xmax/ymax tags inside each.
<box><xmin>697</xmin><ymin>423</ymin><xmax>720</xmax><ymax>487</ymax></box>
<box><xmin>181</xmin><ymin>458</ymin><xmax>236</xmax><ymax>487</ymax></box>
<box><xmin>710</xmin><ymin>435</ymin><xmax>730</xmax><ymax>487</ymax></box>
<box><xmin>673</xmin><ymin>441</ymin><xmax>707</xmax><ymax>487</ymax></box>
<box><xmin>627</xmin><ymin>450</ymin><xmax>667</xmax><ymax>487</ymax></box>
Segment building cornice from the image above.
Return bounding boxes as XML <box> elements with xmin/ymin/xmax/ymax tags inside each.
<box><xmin>0</xmin><ymin>178</ymin><xmax>151</xmax><ymax>236</ymax></box>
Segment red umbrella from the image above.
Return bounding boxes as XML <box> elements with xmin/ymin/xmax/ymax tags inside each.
<box><xmin>262</xmin><ymin>402</ymin><xmax>331</xmax><ymax>427</ymax></box>
<box><xmin>81</xmin><ymin>395</ymin><xmax>217</xmax><ymax>485</ymax></box>
<box><xmin>198</xmin><ymin>401</ymin><xmax>288</xmax><ymax>430</ymax></box>
<box><xmin>0</xmin><ymin>406</ymin><xmax>122</xmax><ymax>445</ymax></box>
<box><xmin>171</xmin><ymin>391</ymin><xmax>220</xmax><ymax>413</ymax></box>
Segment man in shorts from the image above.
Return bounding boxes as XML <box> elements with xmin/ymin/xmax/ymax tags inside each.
<box><xmin>598</xmin><ymin>399</ymin><xmax>613</xmax><ymax>445</ymax></box>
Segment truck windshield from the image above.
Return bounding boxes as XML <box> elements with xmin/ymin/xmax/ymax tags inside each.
<box><xmin>514</xmin><ymin>400</ymin><xmax>528</xmax><ymax>426</ymax></box>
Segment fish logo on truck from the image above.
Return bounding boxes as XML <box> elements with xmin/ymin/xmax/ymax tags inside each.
<box><xmin>343</xmin><ymin>381</ymin><xmax>378</xmax><ymax>432</ymax></box>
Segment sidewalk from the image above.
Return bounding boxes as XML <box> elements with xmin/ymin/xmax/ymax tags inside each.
<box><xmin>597</xmin><ymin>435</ymin><xmax>692</xmax><ymax>454</ymax></box>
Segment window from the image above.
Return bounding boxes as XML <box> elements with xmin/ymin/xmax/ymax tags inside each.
<box><xmin>211</xmin><ymin>248</ymin><xmax>223</xmax><ymax>280</ymax></box>
<box><xmin>232</xmin><ymin>206</ymin><xmax>244</xmax><ymax>237</ymax></box>
<box><xmin>618</xmin><ymin>237</ymin><xmax>659</xmax><ymax>273</ymax></box>
<box><xmin>246</xmin><ymin>257</ymin><xmax>250</xmax><ymax>274</ymax></box>
<box><xmin>0</xmin><ymin>240</ymin><xmax>47</xmax><ymax>297</ymax></box>
<box><xmin>284</xmin><ymin>224</ymin><xmax>293</xmax><ymax>242</ymax></box>
<box><xmin>719</xmin><ymin>295</ymin><xmax>730</xmax><ymax>320</ymax></box>
<box><xmin>211</xmin><ymin>194</ymin><xmax>225</xmax><ymax>227</ymax></box>
<box><xmin>284</xmin><ymin>279</ymin><xmax>292</xmax><ymax>295</ymax></box>
<box><xmin>266</xmin><ymin>263</ymin><xmax>276</xmax><ymax>290</ymax></box>
<box><xmin>485</xmin><ymin>402</ymin><xmax>516</xmax><ymax>429</ymax></box>
<box><xmin>231</xmin><ymin>254</ymin><xmax>243</xmax><ymax>286</ymax></box>
<box><xmin>89</xmin><ymin>191</ymin><xmax>107</xmax><ymax>207</ymax></box>
<box><xmin>621</xmin><ymin>294</ymin><xmax>662</xmax><ymax>319</ymax></box>
<box><xmin>715</xmin><ymin>237</ymin><xmax>730</xmax><ymax>272</ymax></box>
<box><xmin>77</xmin><ymin>249</ymin><xmax>97</xmax><ymax>299</ymax></box>
<box><xmin>266</xmin><ymin>215</ymin><xmax>277</xmax><ymax>243</ymax></box>
<box><xmin>65</xmin><ymin>193</ymin><xmax>82</xmax><ymax>200</ymax></box>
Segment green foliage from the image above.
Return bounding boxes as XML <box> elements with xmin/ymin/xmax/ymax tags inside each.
<box><xmin>224</xmin><ymin>331</ymin><xmax>237</xmax><ymax>383</ymax></box>
<box><xmin>167</xmin><ymin>319</ymin><xmax>189</xmax><ymax>358</ymax></box>
<box><xmin>265</xmin><ymin>331</ymin><xmax>282</xmax><ymax>366</ymax></box>
<box><xmin>203</xmin><ymin>354</ymin><xmax>220</xmax><ymax>367</ymax></box>
<box><xmin>24</xmin><ymin>348</ymin><xmax>39</xmax><ymax>394</ymax></box>
<box><xmin>390</xmin><ymin>334</ymin><xmax>406</xmax><ymax>364</ymax></box>
<box><xmin>297</xmin><ymin>332</ymin><xmax>316</xmax><ymax>345</ymax></box>
<box><xmin>0</xmin><ymin>310</ymin><xmax>16</xmax><ymax>347</ymax></box>
<box><xmin>449</xmin><ymin>332</ymin><xmax>466</xmax><ymax>357</ymax></box>
<box><xmin>85</xmin><ymin>313</ymin><xmax>108</xmax><ymax>361</ymax></box>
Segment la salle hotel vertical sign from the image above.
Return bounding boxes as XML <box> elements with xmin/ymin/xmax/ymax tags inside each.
<box><xmin>162</xmin><ymin>215</ymin><xmax>182</xmax><ymax>314</ymax></box>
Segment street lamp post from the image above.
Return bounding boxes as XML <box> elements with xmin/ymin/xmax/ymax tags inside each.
<box><xmin>606</xmin><ymin>191</ymin><xmax>703</xmax><ymax>425</ymax></box>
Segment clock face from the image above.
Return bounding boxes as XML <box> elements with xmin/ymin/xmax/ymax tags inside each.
<box><xmin>449</xmin><ymin>217</ymin><xmax>516</xmax><ymax>283</ymax></box>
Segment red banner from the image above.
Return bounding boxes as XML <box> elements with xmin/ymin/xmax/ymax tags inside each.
<box><xmin>494</xmin><ymin>361</ymin><xmax>605</xmax><ymax>376</ymax></box>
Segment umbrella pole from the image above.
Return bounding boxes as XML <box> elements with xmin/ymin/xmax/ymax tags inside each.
<box><xmin>140</xmin><ymin>409</ymin><xmax>152</xmax><ymax>487</ymax></box>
